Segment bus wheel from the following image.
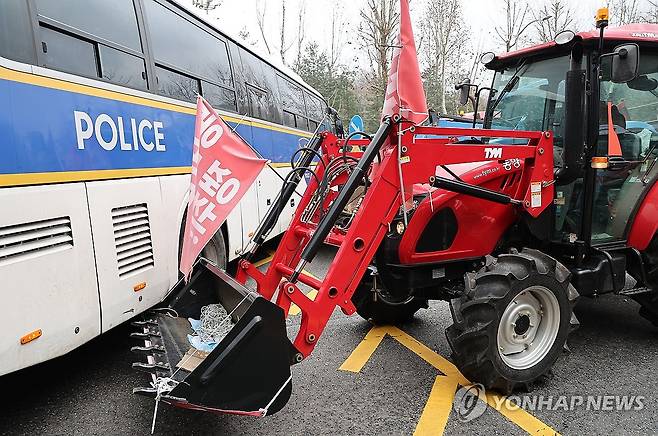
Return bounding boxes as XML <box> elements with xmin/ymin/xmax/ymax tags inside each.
<box><xmin>202</xmin><ymin>229</ymin><xmax>228</xmax><ymax>270</ymax></box>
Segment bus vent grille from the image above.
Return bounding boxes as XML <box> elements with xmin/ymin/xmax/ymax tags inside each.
<box><xmin>112</xmin><ymin>203</ymin><xmax>154</xmax><ymax>278</ymax></box>
<box><xmin>0</xmin><ymin>216</ymin><xmax>74</xmax><ymax>266</ymax></box>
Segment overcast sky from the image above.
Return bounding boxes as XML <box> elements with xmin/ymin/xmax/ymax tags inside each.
<box><xmin>180</xmin><ymin>0</ymin><xmax>631</xmax><ymax>66</ymax></box>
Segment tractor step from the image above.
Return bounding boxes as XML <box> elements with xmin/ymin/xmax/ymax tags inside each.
<box><xmin>618</xmin><ymin>286</ymin><xmax>653</xmax><ymax>296</ymax></box>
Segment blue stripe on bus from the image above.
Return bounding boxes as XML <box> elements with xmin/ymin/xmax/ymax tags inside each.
<box><xmin>0</xmin><ymin>77</ymin><xmax>308</xmax><ymax>176</ymax></box>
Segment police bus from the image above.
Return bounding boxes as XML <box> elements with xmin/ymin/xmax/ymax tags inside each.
<box><xmin>0</xmin><ymin>0</ymin><xmax>328</xmax><ymax>375</ymax></box>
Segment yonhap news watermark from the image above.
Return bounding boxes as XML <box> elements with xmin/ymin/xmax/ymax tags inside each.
<box><xmin>453</xmin><ymin>384</ymin><xmax>646</xmax><ymax>422</ymax></box>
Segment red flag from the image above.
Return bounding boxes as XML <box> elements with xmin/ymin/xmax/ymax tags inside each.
<box><xmin>180</xmin><ymin>97</ymin><xmax>267</xmax><ymax>278</ymax></box>
<box><xmin>606</xmin><ymin>102</ymin><xmax>623</xmax><ymax>157</ymax></box>
<box><xmin>382</xmin><ymin>0</ymin><xmax>428</xmax><ymax>125</ymax></box>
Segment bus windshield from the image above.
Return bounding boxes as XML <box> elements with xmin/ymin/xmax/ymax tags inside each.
<box><xmin>487</xmin><ymin>56</ymin><xmax>570</xmax><ymax>145</ymax></box>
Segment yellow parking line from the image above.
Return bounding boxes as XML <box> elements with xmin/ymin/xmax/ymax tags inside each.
<box><xmin>289</xmin><ymin>289</ymin><xmax>318</xmax><ymax>315</ymax></box>
<box><xmin>252</xmin><ymin>253</ymin><xmax>274</xmax><ymax>268</ymax></box>
<box><xmin>289</xmin><ymin>270</ymin><xmax>320</xmax><ymax>315</ymax></box>
<box><xmin>340</xmin><ymin>326</ymin><xmax>558</xmax><ymax>436</ymax></box>
<box><xmin>338</xmin><ymin>326</ymin><xmax>388</xmax><ymax>372</ymax></box>
<box><xmin>414</xmin><ymin>376</ymin><xmax>458</xmax><ymax>436</ymax></box>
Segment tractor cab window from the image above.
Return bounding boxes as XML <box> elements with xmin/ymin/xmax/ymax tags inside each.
<box><xmin>590</xmin><ymin>52</ymin><xmax>658</xmax><ymax>243</ymax></box>
<box><xmin>487</xmin><ymin>56</ymin><xmax>570</xmax><ymax>153</ymax></box>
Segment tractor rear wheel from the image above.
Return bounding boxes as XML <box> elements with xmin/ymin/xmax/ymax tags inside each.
<box><xmin>351</xmin><ymin>267</ymin><xmax>428</xmax><ymax>325</ymax></box>
<box><xmin>634</xmin><ymin>235</ymin><xmax>658</xmax><ymax>327</ymax></box>
<box><xmin>446</xmin><ymin>249</ymin><xmax>579</xmax><ymax>394</ymax></box>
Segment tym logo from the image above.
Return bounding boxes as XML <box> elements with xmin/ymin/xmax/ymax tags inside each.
<box><xmin>485</xmin><ymin>147</ymin><xmax>503</xmax><ymax>159</ymax></box>
<box><xmin>74</xmin><ymin>111</ymin><xmax>166</xmax><ymax>152</ymax></box>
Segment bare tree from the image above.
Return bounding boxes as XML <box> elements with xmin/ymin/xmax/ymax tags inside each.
<box><xmin>191</xmin><ymin>0</ymin><xmax>222</xmax><ymax>14</ymax></box>
<box><xmin>358</xmin><ymin>0</ymin><xmax>400</xmax><ymax>95</ymax></box>
<box><xmin>255</xmin><ymin>0</ymin><xmax>306</xmax><ymax>65</ymax></box>
<box><xmin>295</xmin><ymin>1</ymin><xmax>307</xmax><ymax>67</ymax></box>
<box><xmin>422</xmin><ymin>0</ymin><xmax>465</xmax><ymax>114</ymax></box>
<box><xmin>255</xmin><ymin>0</ymin><xmax>272</xmax><ymax>55</ymax></box>
<box><xmin>644</xmin><ymin>0</ymin><xmax>658</xmax><ymax>23</ymax></box>
<box><xmin>532</xmin><ymin>0</ymin><xmax>576</xmax><ymax>43</ymax></box>
<box><xmin>328</xmin><ymin>4</ymin><xmax>349</xmax><ymax>73</ymax></box>
<box><xmin>494</xmin><ymin>0</ymin><xmax>532</xmax><ymax>52</ymax></box>
<box><xmin>611</xmin><ymin>0</ymin><xmax>643</xmax><ymax>25</ymax></box>
<box><xmin>238</xmin><ymin>26</ymin><xmax>258</xmax><ymax>47</ymax></box>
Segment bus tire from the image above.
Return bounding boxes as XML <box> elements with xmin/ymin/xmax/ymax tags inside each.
<box><xmin>201</xmin><ymin>228</ymin><xmax>228</xmax><ymax>270</ymax></box>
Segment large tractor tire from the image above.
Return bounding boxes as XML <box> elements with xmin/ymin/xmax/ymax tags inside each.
<box><xmin>446</xmin><ymin>249</ymin><xmax>579</xmax><ymax>394</ymax></box>
<box><xmin>634</xmin><ymin>236</ymin><xmax>658</xmax><ymax>327</ymax></box>
<box><xmin>351</xmin><ymin>267</ymin><xmax>428</xmax><ymax>325</ymax></box>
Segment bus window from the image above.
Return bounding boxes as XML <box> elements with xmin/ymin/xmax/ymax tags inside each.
<box><xmin>41</xmin><ymin>27</ymin><xmax>99</xmax><ymax>79</ymax></box>
<box><xmin>239</xmin><ymin>48</ymin><xmax>279</xmax><ymax>123</ymax></box>
<box><xmin>34</xmin><ymin>0</ymin><xmax>148</xmax><ymax>90</ymax></box>
<box><xmin>99</xmin><ymin>46</ymin><xmax>148</xmax><ymax>90</ymax></box>
<box><xmin>0</xmin><ymin>1</ymin><xmax>36</xmax><ymax>64</ymax></box>
<box><xmin>260</xmin><ymin>64</ymin><xmax>283</xmax><ymax>124</ymax></box>
<box><xmin>156</xmin><ymin>66</ymin><xmax>199</xmax><ymax>102</ymax></box>
<box><xmin>246</xmin><ymin>84</ymin><xmax>269</xmax><ymax>121</ymax></box>
<box><xmin>143</xmin><ymin>0</ymin><xmax>233</xmax><ymax>87</ymax></box>
<box><xmin>305</xmin><ymin>92</ymin><xmax>326</xmax><ymax>126</ymax></box>
<box><xmin>202</xmin><ymin>81</ymin><xmax>237</xmax><ymax>112</ymax></box>
<box><xmin>239</xmin><ymin>49</ymin><xmax>266</xmax><ymax>92</ymax></box>
<box><xmin>35</xmin><ymin>0</ymin><xmax>142</xmax><ymax>52</ymax></box>
<box><xmin>279</xmin><ymin>75</ymin><xmax>309</xmax><ymax>130</ymax></box>
<box><xmin>227</xmin><ymin>40</ymin><xmax>248</xmax><ymax>114</ymax></box>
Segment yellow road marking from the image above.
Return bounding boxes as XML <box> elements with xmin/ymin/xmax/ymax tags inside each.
<box><xmin>248</xmin><ymin>257</ymin><xmax>320</xmax><ymax>316</ymax></box>
<box><xmin>252</xmin><ymin>253</ymin><xmax>274</xmax><ymax>268</ymax></box>
<box><xmin>414</xmin><ymin>376</ymin><xmax>458</xmax><ymax>436</ymax></box>
<box><xmin>289</xmin><ymin>289</ymin><xmax>318</xmax><ymax>315</ymax></box>
<box><xmin>340</xmin><ymin>326</ymin><xmax>558</xmax><ymax>436</ymax></box>
<box><xmin>339</xmin><ymin>326</ymin><xmax>388</xmax><ymax>372</ymax></box>
<box><xmin>289</xmin><ymin>269</ymin><xmax>319</xmax><ymax>315</ymax></box>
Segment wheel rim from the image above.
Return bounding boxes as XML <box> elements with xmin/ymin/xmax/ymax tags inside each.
<box><xmin>496</xmin><ymin>286</ymin><xmax>560</xmax><ymax>370</ymax></box>
<box><xmin>201</xmin><ymin>237</ymin><xmax>221</xmax><ymax>267</ymax></box>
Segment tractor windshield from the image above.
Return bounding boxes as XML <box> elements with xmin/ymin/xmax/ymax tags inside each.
<box><xmin>487</xmin><ymin>55</ymin><xmax>570</xmax><ymax>148</ymax></box>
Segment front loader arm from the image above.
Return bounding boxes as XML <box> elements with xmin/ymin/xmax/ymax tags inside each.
<box><xmin>131</xmin><ymin>120</ymin><xmax>555</xmax><ymax>417</ymax></box>
<box><xmin>239</xmin><ymin>121</ymin><xmax>554</xmax><ymax>359</ymax></box>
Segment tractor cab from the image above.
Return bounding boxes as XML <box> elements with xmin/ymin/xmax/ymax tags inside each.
<box><xmin>468</xmin><ymin>21</ymin><xmax>658</xmax><ymax>286</ymax></box>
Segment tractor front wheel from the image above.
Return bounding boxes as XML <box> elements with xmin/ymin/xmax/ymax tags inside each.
<box><xmin>446</xmin><ymin>249</ymin><xmax>579</xmax><ymax>394</ymax></box>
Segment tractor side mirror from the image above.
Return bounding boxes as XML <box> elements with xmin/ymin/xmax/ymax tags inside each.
<box><xmin>455</xmin><ymin>78</ymin><xmax>472</xmax><ymax>106</ymax></box>
<box><xmin>609</xmin><ymin>43</ymin><xmax>640</xmax><ymax>83</ymax></box>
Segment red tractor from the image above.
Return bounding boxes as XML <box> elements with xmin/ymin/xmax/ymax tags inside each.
<box><xmin>132</xmin><ymin>16</ymin><xmax>658</xmax><ymax>416</ymax></box>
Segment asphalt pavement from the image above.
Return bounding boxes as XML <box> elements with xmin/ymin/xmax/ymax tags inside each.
<box><xmin>1</xmin><ymin>244</ymin><xmax>658</xmax><ymax>435</ymax></box>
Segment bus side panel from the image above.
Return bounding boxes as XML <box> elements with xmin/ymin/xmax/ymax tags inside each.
<box><xmin>86</xmin><ymin>177</ymin><xmax>170</xmax><ymax>332</ymax></box>
<box><xmin>0</xmin><ymin>183</ymin><xmax>100</xmax><ymax>376</ymax></box>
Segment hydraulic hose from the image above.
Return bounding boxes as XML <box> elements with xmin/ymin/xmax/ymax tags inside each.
<box><xmin>245</xmin><ymin>134</ymin><xmax>323</xmax><ymax>260</ymax></box>
<box><xmin>290</xmin><ymin>118</ymin><xmax>393</xmax><ymax>282</ymax></box>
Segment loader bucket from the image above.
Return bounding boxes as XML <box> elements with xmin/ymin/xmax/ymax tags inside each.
<box><xmin>132</xmin><ymin>259</ymin><xmax>295</xmax><ymax>416</ymax></box>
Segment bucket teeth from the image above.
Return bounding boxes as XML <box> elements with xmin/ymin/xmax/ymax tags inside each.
<box><xmin>132</xmin><ymin>362</ymin><xmax>170</xmax><ymax>374</ymax></box>
<box><xmin>131</xmin><ymin>320</ymin><xmax>158</xmax><ymax>327</ymax></box>
<box><xmin>131</xmin><ymin>345</ymin><xmax>165</xmax><ymax>355</ymax></box>
<box><xmin>133</xmin><ymin>387</ymin><xmax>157</xmax><ymax>398</ymax></box>
<box><xmin>130</xmin><ymin>331</ymin><xmax>161</xmax><ymax>340</ymax></box>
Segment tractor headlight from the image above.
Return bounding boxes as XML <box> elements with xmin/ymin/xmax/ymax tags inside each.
<box><xmin>396</xmin><ymin>221</ymin><xmax>405</xmax><ymax>235</ymax></box>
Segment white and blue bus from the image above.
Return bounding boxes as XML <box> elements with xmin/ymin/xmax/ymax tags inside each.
<box><xmin>0</xmin><ymin>0</ymin><xmax>329</xmax><ymax>375</ymax></box>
